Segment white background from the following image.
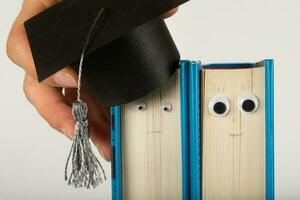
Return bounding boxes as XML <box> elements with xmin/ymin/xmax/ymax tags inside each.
<box><xmin>0</xmin><ymin>0</ymin><xmax>299</xmax><ymax>199</ymax></box>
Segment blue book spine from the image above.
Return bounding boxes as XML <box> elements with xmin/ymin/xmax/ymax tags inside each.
<box><xmin>111</xmin><ymin>106</ymin><xmax>122</xmax><ymax>200</ymax></box>
<box><xmin>265</xmin><ymin>59</ymin><xmax>275</xmax><ymax>200</ymax></box>
<box><xmin>181</xmin><ymin>60</ymin><xmax>201</xmax><ymax>200</ymax></box>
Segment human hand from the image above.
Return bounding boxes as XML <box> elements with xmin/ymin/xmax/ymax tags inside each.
<box><xmin>6</xmin><ymin>0</ymin><xmax>178</xmax><ymax>162</ymax></box>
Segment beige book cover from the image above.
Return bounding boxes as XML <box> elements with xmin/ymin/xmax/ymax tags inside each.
<box><xmin>201</xmin><ymin>66</ymin><xmax>266</xmax><ymax>200</ymax></box>
<box><xmin>120</xmin><ymin>70</ymin><xmax>182</xmax><ymax>200</ymax></box>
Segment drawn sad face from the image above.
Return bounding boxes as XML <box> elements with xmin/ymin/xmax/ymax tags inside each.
<box><xmin>202</xmin><ymin>66</ymin><xmax>266</xmax><ymax>199</ymax></box>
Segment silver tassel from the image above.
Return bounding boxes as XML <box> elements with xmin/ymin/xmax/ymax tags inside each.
<box><xmin>64</xmin><ymin>7</ymin><xmax>107</xmax><ymax>188</ymax></box>
<box><xmin>65</xmin><ymin>100</ymin><xmax>106</xmax><ymax>188</ymax></box>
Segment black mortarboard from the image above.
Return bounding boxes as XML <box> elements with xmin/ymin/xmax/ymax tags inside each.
<box><xmin>24</xmin><ymin>0</ymin><xmax>189</xmax><ymax>106</ymax></box>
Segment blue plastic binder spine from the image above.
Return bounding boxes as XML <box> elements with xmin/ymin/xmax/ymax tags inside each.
<box><xmin>111</xmin><ymin>106</ymin><xmax>122</xmax><ymax>200</ymax></box>
<box><xmin>265</xmin><ymin>59</ymin><xmax>275</xmax><ymax>200</ymax></box>
<box><xmin>180</xmin><ymin>61</ymin><xmax>190</xmax><ymax>200</ymax></box>
<box><xmin>187</xmin><ymin>61</ymin><xmax>201</xmax><ymax>200</ymax></box>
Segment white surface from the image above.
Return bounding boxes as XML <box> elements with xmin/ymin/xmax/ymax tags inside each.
<box><xmin>0</xmin><ymin>0</ymin><xmax>299</xmax><ymax>199</ymax></box>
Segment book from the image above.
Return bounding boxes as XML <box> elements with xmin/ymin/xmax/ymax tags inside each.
<box><xmin>111</xmin><ymin>60</ymin><xmax>274</xmax><ymax>200</ymax></box>
<box><xmin>189</xmin><ymin>60</ymin><xmax>274</xmax><ymax>200</ymax></box>
<box><xmin>110</xmin><ymin>62</ymin><xmax>194</xmax><ymax>200</ymax></box>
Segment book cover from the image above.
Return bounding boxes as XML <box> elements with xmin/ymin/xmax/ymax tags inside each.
<box><xmin>110</xmin><ymin>62</ymin><xmax>195</xmax><ymax>200</ymax></box>
<box><xmin>189</xmin><ymin>60</ymin><xmax>274</xmax><ymax>200</ymax></box>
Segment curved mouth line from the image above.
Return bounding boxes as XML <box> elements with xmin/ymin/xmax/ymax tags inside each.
<box><xmin>147</xmin><ymin>131</ymin><xmax>162</xmax><ymax>134</ymax></box>
<box><xmin>229</xmin><ymin>132</ymin><xmax>244</xmax><ymax>137</ymax></box>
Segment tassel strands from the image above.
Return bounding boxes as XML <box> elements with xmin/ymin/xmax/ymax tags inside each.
<box><xmin>65</xmin><ymin>100</ymin><xmax>106</xmax><ymax>188</ymax></box>
<box><xmin>64</xmin><ymin>6</ymin><xmax>107</xmax><ymax>188</ymax></box>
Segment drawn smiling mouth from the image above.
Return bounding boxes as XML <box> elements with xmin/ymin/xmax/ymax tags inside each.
<box><xmin>229</xmin><ymin>132</ymin><xmax>245</xmax><ymax>136</ymax></box>
<box><xmin>147</xmin><ymin>131</ymin><xmax>162</xmax><ymax>134</ymax></box>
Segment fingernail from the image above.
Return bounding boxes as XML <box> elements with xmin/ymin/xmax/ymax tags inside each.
<box><xmin>62</xmin><ymin>128</ymin><xmax>73</xmax><ymax>140</ymax></box>
<box><xmin>54</xmin><ymin>72</ymin><xmax>77</xmax><ymax>88</ymax></box>
<box><xmin>97</xmin><ymin>145</ymin><xmax>111</xmax><ymax>162</ymax></box>
<box><xmin>98</xmin><ymin>147</ymin><xmax>105</xmax><ymax>158</ymax></box>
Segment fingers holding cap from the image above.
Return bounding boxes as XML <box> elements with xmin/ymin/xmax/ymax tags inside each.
<box><xmin>162</xmin><ymin>7</ymin><xmax>179</xmax><ymax>19</ymax></box>
<box><xmin>7</xmin><ymin>0</ymin><xmax>78</xmax><ymax>88</ymax></box>
<box><xmin>23</xmin><ymin>74</ymin><xmax>75</xmax><ymax>139</ymax></box>
<box><xmin>7</xmin><ymin>0</ymin><xmax>179</xmax><ymax>88</ymax></box>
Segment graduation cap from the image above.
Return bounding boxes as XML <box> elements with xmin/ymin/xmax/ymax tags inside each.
<box><xmin>24</xmin><ymin>0</ymin><xmax>189</xmax><ymax>106</ymax></box>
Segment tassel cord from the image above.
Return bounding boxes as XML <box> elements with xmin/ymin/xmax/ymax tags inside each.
<box><xmin>64</xmin><ymin>6</ymin><xmax>107</xmax><ymax>188</ymax></box>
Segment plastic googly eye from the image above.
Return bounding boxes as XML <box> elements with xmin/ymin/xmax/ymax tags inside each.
<box><xmin>209</xmin><ymin>96</ymin><xmax>230</xmax><ymax>117</ymax></box>
<box><xmin>162</xmin><ymin>103</ymin><xmax>172</xmax><ymax>112</ymax></box>
<box><xmin>238</xmin><ymin>93</ymin><xmax>259</xmax><ymax>113</ymax></box>
<box><xmin>136</xmin><ymin>103</ymin><xmax>146</xmax><ymax>111</ymax></box>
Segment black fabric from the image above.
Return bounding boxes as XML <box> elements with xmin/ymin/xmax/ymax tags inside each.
<box><xmin>24</xmin><ymin>0</ymin><xmax>188</xmax><ymax>106</ymax></box>
<box><xmin>74</xmin><ymin>18</ymin><xmax>180</xmax><ymax>105</ymax></box>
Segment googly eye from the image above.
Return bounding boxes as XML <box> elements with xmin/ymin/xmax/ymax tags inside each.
<box><xmin>238</xmin><ymin>93</ymin><xmax>259</xmax><ymax>113</ymax></box>
<box><xmin>209</xmin><ymin>96</ymin><xmax>230</xmax><ymax>117</ymax></box>
<box><xmin>162</xmin><ymin>103</ymin><xmax>172</xmax><ymax>112</ymax></box>
<box><xmin>136</xmin><ymin>103</ymin><xmax>146</xmax><ymax>111</ymax></box>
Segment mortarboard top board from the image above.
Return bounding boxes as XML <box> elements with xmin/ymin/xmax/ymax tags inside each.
<box><xmin>24</xmin><ymin>0</ymin><xmax>189</xmax><ymax>106</ymax></box>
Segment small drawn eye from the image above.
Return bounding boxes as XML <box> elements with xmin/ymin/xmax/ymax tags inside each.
<box><xmin>209</xmin><ymin>96</ymin><xmax>230</xmax><ymax>117</ymax></box>
<box><xmin>238</xmin><ymin>93</ymin><xmax>259</xmax><ymax>113</ymax></box>
<box><xmin>162</xmin><ymin>103</ymin><xmax>172</xmax><ymax>112</ymax></box>
<box><xmin>137</xmin><ymin>103</ymin><xmax>146</xmax><ymax>111</ymax></box>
